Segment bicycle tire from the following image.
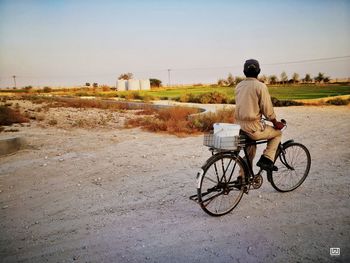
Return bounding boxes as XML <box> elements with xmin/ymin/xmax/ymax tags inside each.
<box><xmin>271</xmin><ymin>142</ymin><xmax>311</xmax><ymax>192</ymax></box>
<box><xmin>197</xmin><ymin>153</ymin><xmax>246</xmax><ymax>216</ymax></box>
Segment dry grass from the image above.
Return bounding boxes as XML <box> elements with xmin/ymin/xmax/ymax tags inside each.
<box><xmin>1</xmin><ymin>95</ymin><xmax>236</xmax><ymax>134</ymax></box>
<box><xmin>177</xmin><ymin>91</ymin><xmax>230</xmax><ymax>104</ymax></box>
<box><xmin>125</xmin><ymin>106</ymin><xmax>235</xmax><ymax>136</ymax></box>
<box><xmin>44</xmin><ymin>98</ymin><xmax>129</xmax><ymax>110</ymax></box>
<box><xmin>19</xmin><ymin>95</ymin><xmax>132</xmax><ymax>111</ymax></box>
<box><xmin>126</xmin><ymin>107</ymin><xmax>199</xmax><ymax>136</ymax></box>
<box><xmin>295</xmin><ymin>95</ymin><xmax>350</xmax><ymax>106</ymax></box>
<box><xmin>0</xmin><ymin>105</ymin><xmax>29</xmax><ymax>126</ymax></box>
<box><xmin>190</xmin><ymin>108</ymin><xmax>235</xmax><ymax>132</ymax></box>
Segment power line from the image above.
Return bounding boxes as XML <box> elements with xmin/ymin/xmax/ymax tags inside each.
<box><xmin>168</xmin><ymin>55</ymin><xmax>350</xmax><ymax>71</ymax></box>
<box><xmin>2</xmin><ymin>55</ymin><xmax>349</xmax><ymax>80</ymax></box>
<box><xmin>263</xmin><ymin>55</ymin><xmax>350</xmax><ymax>66</ymax></box>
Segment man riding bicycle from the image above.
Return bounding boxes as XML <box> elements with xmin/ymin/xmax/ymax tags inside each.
<box><xmin>235</xmin><ymin>59</ymin><xmax>285</xmax><ymax>171</ymax></box>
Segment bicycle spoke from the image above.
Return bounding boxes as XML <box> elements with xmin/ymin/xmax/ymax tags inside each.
<box><xmin>199</xmin><ymin>154</ymin><xmax>244</xmax><ymax>216</ymax></box>
<box><xmin>201</xmin><ymin>191</ymin><xmax>224</xmax><ymax>207</ymax></box>
<box><xmin>271</xmin><ymin>143</ymin><xmax>311</xmax><ymax>192</ymax></box>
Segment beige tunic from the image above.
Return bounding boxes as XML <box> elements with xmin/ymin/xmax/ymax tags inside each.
<box><xmin>234</xmin><ymin>78</ymin><xmax>276</xmax><ymax>133</ymax></box>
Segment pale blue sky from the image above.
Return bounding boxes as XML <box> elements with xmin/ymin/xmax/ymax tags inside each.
<box><xmin>0</xmin><ymin>0</ymin><xmax>350</xmax><ymax>87</ymax></box>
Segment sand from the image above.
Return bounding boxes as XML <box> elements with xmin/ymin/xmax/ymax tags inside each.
<box><xmin>0</xmin><ymin>105</ymin><xmax>349</xmax><ymax>262</ymax></box>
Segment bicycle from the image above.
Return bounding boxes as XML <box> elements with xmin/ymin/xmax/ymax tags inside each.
<box><xmin>190</xmin><ymin>120</ymin><xmax>311</xmax><ymax>216</ymax></box>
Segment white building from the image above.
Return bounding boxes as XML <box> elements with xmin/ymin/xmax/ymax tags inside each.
<box><xmin>116</xmin><ymin>80</ymin><xmax>127</xmax><ymax>91</ymax></box>
<box><xmin>116</xmin><ymin>79</ymin><xmax>151</xmax><ymax>91</ymax></box>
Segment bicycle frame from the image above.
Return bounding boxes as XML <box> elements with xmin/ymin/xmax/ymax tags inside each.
<box><xmin>241</xmin><ymin>139</ymin><xmax>268</xmax><ymax>179</ymax></box>
<box><xmin>209</xmin><ymin>138</ymin><xmax>291</xmax><ymax>185</ymax></box>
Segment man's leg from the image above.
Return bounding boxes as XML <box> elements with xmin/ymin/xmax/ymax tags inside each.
<box><xmin>238</xmin><ymin>140</ymin><xmax>256</xmax><ymax>186</ymax></box>
<box><xmin>262</xmin><ymin>126</ymin><xmax>282</xmax><ymax>161</ymax></box>
<box><xmin>245</xmin><ymin>144</ymin><xmax>256</xmax><ymax>168</ymax></box>
<box><xmin>247</xmin><ymin>126</ymin><xmax>282</xmax><ymax>170</ymax></box>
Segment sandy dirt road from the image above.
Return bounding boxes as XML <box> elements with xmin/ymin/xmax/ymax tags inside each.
<box><xmin>0</xmin><ymin>106</ymin><xmax>349</xmax><ymax>262</ymax></box>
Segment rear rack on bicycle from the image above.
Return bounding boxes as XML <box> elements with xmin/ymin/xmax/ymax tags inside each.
<box><xmin>203</xmin><ymin>132</ymin><xmax>246</xmax><ymax>150</ymax></box>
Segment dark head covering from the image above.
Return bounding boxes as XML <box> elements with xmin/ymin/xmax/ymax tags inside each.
<box><xmin>243</xmin><ymin>59</ymin><xmax>261</xmax><ymax>77</ymax></box>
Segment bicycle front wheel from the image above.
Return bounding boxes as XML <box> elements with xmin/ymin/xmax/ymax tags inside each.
<box><xmin>198</xmin><ymin>154</ymin><xmax>245</xmax><ymax>216</ymax></box>
<box><xmin>271</xmin><ymin>142</ymin><xmax>311</xmax><ymax>192</ymax></box>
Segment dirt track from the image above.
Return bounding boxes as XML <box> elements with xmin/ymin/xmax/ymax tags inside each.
<box><xmin>1</xmin><ymin>106</ymin><xmax>349</xmax><ymax>262</ymax></box>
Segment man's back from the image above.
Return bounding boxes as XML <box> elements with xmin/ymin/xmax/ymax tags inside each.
<box><xmin>235</xmin><ymin>77</ymin><xmax>276</xmax><ymax>133</ymax></box>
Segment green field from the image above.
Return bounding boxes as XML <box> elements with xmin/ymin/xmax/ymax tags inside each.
<box><xmin>1</xmin><ymin>84</ymin><xmax>349</xmax><ymax>102</ymax></box>
<box><xmin>139</xmin><ymin>84</ymin><xmax>350</xmax><ymax>101</ymax></box>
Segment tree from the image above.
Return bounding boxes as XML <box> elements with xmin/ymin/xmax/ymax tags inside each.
<box><xmin>258</xmin><ymin>75</ymin><xmax>267</xmax><ymax>83</ymax></box>
<box><xmin>324</xmin><ymin>76</ymin><xmax>330</xmax><ymax>83</ymax></box>
<box><xmin>93</xmin><ymin>83</ymin><xmax>98</xmax><ymax>88</ymax></box>
<box><xmin>291</xmin><ymin>73</ymin><xmax>299</xmax><ymax>84</ymax></box>
<box><xmin>150</xmin><ymin>78</ymin><xmax>162</xmax><ymax>88</ymax></box>
<box><xmin>314</xmin><ymin>72</ymin><xmax>325</xmax><ymax>83</ymax></box>
<box><xmin>85</xmin><ymin>82</ymin><xmax>91</xmax><ymax>87</ymax></box>
<box><xmin>269</xmin><ymin>75</ymin><xmax>278</xmax><ymax>85</ymax></box>
<box><xmin>43</xmin><ymin>86</ymin><xmax>52</xmax><ymax>93</ymax></box>
<box><xmin>303</xmin><ymin>73</ymin><xmax>312</xmax><ymax>83</ymax></box>
<box><xmin>118</xmin><ymin>73</ymin><xmax>133</xmax><ymax>80</ymax></box>
<box><xmin>280</xmin><ymin>71</ymin><xmax>288</xmax><ymax>84</ymax></box>
<box><xmin>24</xmin><ymin>86</ymin><xmax>33</xmax><ymax>92</ymax></box>
<box><xmin>235</xmin><ymin>76</ymin><xmax>244</xmax><ymax>84</ymax></box>
<box><xmin>227</xmin><ymin>73</ymin><xmax>235</xmax><ymax>86</ymax></box>
<box><xmin>217</xmin><ymin>78</ymin><xmax>227</xmax><ymax>86</ymax></box>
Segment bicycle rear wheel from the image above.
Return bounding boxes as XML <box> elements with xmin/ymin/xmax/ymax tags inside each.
<box><xmin>198</xmin><ymin>154</ymin><xmax>245</xmax><ymax>216</ymax></box>
<box><xmin>271</xmin><ymin>142</ymin><xmax>311</xmax><ymax>192</ymax></box>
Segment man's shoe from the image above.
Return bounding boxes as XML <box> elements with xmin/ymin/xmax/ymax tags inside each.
<box><xmin>257</xmin><ymin>155</ymin><xmax>278</xmax><ymax>171</ymax></box>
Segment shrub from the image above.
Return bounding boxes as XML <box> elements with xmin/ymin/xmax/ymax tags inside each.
<box><xmin>0</xmin><ymin>105</ymin><xmax>29</xmax><ymax>126</ymax></box>
<box><xmin>198</xmin><ymin>92</ymin><xmax>228</xmax><ymax>104</ymax></box>
<box><xmin>76</xmin><ymin>92</ymin><xmax>90</xmax><ymax>97</ymax></box>
<box><xmin>101</xmin><ymin>85</ymin><xmax>111</xmax><ymax>92</ymax></box>
<box><xmin>125</xmin><ymin>91</ymin><xmax>142</xmax><ymax>100</ymax></box>
<box><xmin>189</xmin><ymin>108</ymin><xmax>234</xmax><ymax>132</ymax></box>
<box><xmin>35</xmin><ymin>114</ymin><xmax>45</xmax><ymax>121</ymax></box>
<box><xmin>176</xmin><ymin>92</ymin><xmax>228</xmax><ymax>104</ymax></box>
<box><xmin>21</xmin><ymin>96</ymin><xmax>132</xmax><ymax>111</ymax></box>
<box><xmin>271</xmin><ymin>97</ymin><xmax>303</xmax><ymax>107</ymax></box>
<box><xmin>141</xmin><ymin>94</ymin><xmax>155</xmax><ymax>102</ymax></box>
<box><xmin>48</xmin><ymin>119</ymin><xmax>58</xmax><ymax>126</ymax></box>
<box><xmin>157</xmin><ymin>106</ymin><xmax>197</xmax><ymax>121</ymax></box>
<box><xmin>326</xmin><ymin>98</ymin><xmax>350</xmax><ymax>105</ymax></box>
<box><xmin>126</xmin><ymin>106</ymin><xmax>199</xmax><ymax>136</ymax></box>
<box><xmin>43</xmin><ymin>86</ymin><xmax>52</xmax><ymax>93</ymax></box>
<box><xmin>125</xmin><ymin>106</ymin><xmax>235</xmax><ymax>136</ymax></box>
<box><xmin>24</xmin><ymin>86</ymin><xmax>33</xmax><ymax>92</ymax></box>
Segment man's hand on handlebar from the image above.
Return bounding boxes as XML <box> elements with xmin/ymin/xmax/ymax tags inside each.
<box><xmin>272</xmin><ymin>119</ymin><xmax>286</xmax><ymax>130</ymax></box>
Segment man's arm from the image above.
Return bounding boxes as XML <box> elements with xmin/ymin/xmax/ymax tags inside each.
<box><xmin>259</xmin><ymin>83</ymin><xmax>276</xmax><ymax>121</ymax></box>
<box><xmin>259</xmin><ymin>84</ymin><xmax>284</xmax><ymax>130</ymax></box>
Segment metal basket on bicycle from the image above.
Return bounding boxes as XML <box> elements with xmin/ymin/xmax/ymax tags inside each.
<box><xmin>203</xmin><ymin>132</ymin><xmax>241</xmax><ymax>150</ymax></box>
<box><xmin>203</xmin><ymin>123</ymin><xmax>243</xmax><ymax>150</ymax></box>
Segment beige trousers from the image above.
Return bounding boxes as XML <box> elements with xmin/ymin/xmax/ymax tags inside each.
<box><xmin>245</xmin><ymin>125</ymin><xmax>282</xmax><ymax>165</ymax></box>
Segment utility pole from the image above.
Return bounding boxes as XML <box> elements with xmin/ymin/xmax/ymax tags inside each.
<box><xmin>167</xmin><ymin>69</ymin><xmax>171</xmax><ymax>87</ymax></box>
<box><xmin>12</xmin><ymin>75</ymin><xmax>16</xmax><ymax>89</ymax></box>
